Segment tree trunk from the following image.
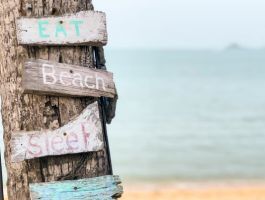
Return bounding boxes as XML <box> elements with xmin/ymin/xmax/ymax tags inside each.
<box><xmin>0</xmin><ymin>1</ymin><xmax>112</xmax><ymax>199</ymax></box>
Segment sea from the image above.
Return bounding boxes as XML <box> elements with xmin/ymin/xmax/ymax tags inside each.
<box><xmin>1</xmin><ymin>49</ymin><xmax>265</xmax><ymax>185</ymax></box>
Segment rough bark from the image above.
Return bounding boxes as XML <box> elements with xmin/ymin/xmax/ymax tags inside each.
<box><xmin>0</xmin><ymin>1</ymin><xmax>112</xmax><ymax>199</ymax></box>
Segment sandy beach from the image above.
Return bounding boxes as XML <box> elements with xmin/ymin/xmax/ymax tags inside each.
<box><xmin>121</xmin><ymin>182</ymin><xmax>265</xmax><ymax>200</ymax></box>
<box><xmin>3</xmin><ymin>182</ymin><xmax>265</xmax><ymax>199</ymax></box>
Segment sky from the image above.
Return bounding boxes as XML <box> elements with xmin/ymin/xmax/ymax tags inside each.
<box><xmin>94</xmin><ymin>0</ymin><xmax>265</xmax><ymax>50</ymax></box>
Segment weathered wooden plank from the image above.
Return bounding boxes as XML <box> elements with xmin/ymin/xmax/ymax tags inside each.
<box><xmin>30</xmin><ymin>175</ymin><xmax>123</xmax><ymax>200</ymax></box>
<box><xmin>16</xmin><ymin>11</ymin><xmax>108</xmax><ymax>46</ymax></box>
<box><xmin>11</xmin><ymin>101</ymin><xmax>104</xmax><ymax>162</ymax></box>
<box><xmin>22</xmin><ymin>59</ymin><xmax>116</xmax><ymax>98</ymax></box>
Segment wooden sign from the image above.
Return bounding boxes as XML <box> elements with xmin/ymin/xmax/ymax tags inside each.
<box><xmin>22</xmin><ymin>59</ymin><xmax>116</xmax><ymax>98</ymax></box>
<box><xmin>11</xmin><ymin>102</ymin><xmax>104</xmax><ymax>162</ymax></box>
<box><xmin>30</xmin><ymin>175</ymin><xmax>123</xmax><ymax>200</ymax></box>
<box><xmin>16</xmin><ymin>11</ymin><xmax>107</xmax><ymax>46</ymax></box>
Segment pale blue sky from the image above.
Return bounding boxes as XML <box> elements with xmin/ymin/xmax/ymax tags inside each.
<box><xmin>94</xmin><ymin>0</ymin><xmax>265</xmax><ymax>49</ymax></box>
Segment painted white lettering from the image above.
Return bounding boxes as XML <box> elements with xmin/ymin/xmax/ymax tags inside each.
<box><xmin>42</xmin><ymin>64</ymin><xmax>57</xmax><ymax>85</ymax></box>
<box><xmin>96</xmin><ymin>73</ymin><xmax>106</xmax><ymax>91</ymax></box>
<box><xmin>72</xmin><ymin>73</ymin><xmax>84</xmax><ymax>87</ymax></box>
<box><xmin>60</xmin><ymin>71</ymin><xmax>71</xmax><ymax>86</ymax></box>
<box><xmin>84</xmin><ymin>75</ymin><xmax>95</xmax><ymax>89</ymax></box>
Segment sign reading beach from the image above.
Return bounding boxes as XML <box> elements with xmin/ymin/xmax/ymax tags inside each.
<box><xmin>16</xmin><ymin>11</ymin><xmax>107</xmax><ymax>46</ymax></box>
<box><xmin>22</xmin><ymin>59</ymin><xmax>116</xmax><ymax>98</ymax></box>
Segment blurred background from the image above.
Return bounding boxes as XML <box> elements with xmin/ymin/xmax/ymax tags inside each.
<box><xmin>95</xmin><ymin>0</ymin><xmax>265</xmax><ymax>199</ymax></box>
<box><xmin>2</xmin><ymin>0</ymin><xmax>265</xmax><ymax>199</ymax></box>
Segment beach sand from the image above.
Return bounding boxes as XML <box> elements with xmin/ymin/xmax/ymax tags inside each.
<box><xmin>121</xmin><ymin>182</ymin><xmax>265</xmax><ymax>200</ymax></box>
<box><xmin>4</xmin><ymin>182</ymin><xmax>265</xmax><ymax>199</ymax></box>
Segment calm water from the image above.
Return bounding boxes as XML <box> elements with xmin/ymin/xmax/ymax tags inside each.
<box><xmin>1</xmin><ymin>49</ymin><xmax>265</xmax><ymax>184</ymax></box>
<box><xmin>106</xmin><ymin>49</ymin><xmax>265</xmax><ymax>182</ymax></box>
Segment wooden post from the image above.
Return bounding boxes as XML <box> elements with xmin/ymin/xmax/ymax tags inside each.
<box><xmin>0</xmin><ymin>153</ymin><xmax>4</xmax><ymax>200</ymax></box>
<box><xmin>0</xmin><ymin>1</ymin><xmax>115</xmax><ymax>199</ymax></box>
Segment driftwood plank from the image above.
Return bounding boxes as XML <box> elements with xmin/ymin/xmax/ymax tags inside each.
<box><xmin>11</xmin><ymin>101</ymin><xmax>104</xmax><ymax>162</ymax></box>
<box><xmin>22</xmin><ymin>59</ymin><xmax>116</xmax><ymax>98</ymax></box>
<box><xmin>16</xmin><ymin>11</ymin><xmax>108</xmax><ymax>46</ymax></box>
<box><xmin>30</xmin><ymin>175</ymin><xmax>123</xmax><ymax>200</ymax></box>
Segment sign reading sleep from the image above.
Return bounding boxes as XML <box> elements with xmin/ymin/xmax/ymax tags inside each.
<box><xmin>16</xmin><ymin>11</ymin><xmax>108</xmax><ymax>46</ymax></box>
<box><xmin>11</xmin><ymin>102</ymin><xmax>104</xmax><ymax>162</ymax></box>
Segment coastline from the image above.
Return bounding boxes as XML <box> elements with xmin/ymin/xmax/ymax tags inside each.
<box><xmin>121</xmin><ymin>181</ymin><xmax>265</xmax><ymax>200</ymax></box>
<box><xmin>3</xmin><ymin>181</ymin><xmax>265</xmax><ymax>199</ymax></box>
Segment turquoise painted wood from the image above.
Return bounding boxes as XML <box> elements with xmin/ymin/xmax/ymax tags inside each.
<box><xmin>29</xmin><ymin>175</ymin><xmax>123</xmax><ymax>200</ymax></box>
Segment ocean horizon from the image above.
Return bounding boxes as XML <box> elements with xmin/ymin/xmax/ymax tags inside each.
<box><xmin>1</xmin><ymin>49</ymin><xmax>265</xmax><ymax>185</ymax></box>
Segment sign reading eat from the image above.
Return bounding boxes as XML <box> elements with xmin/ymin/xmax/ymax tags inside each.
<box><xmin>16</xmin><ymin>11</ymin><xmax>107</xmax><ymax>46</ymax></box>
<box><xmin>11</xmin><ymin>102</ymin><xmax>104</xmax><ymax>162</ymax></box>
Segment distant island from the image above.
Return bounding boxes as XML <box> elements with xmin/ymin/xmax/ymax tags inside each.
<box><xmin>226</xmin><ymin>43</ymin><xmax>244</xmax><ymax>50</ymax></box>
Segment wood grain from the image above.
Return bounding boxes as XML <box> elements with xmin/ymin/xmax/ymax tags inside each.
<box><xmin>11</xmin><ymin>101</ymin><xmax>104</xmax><ymax>162</ymax></box>
<box><xmin>23</xmin><ymin>59</ymin><xmax>116</xmax><ymax>98</ymax></box>
<box><xmin>16</xmin><ymin>10</ymin><xmax>108</xmax><ymax>46</ymax></box>
<box><xmin>30</xmin><ymin>175</ymin><xmax>123</xmax><ymax>200</ymax></box>
<box><xmin>0</xmin><ymin>1</ymin><xmax>112</xmax><ymax>199</ymax></box>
